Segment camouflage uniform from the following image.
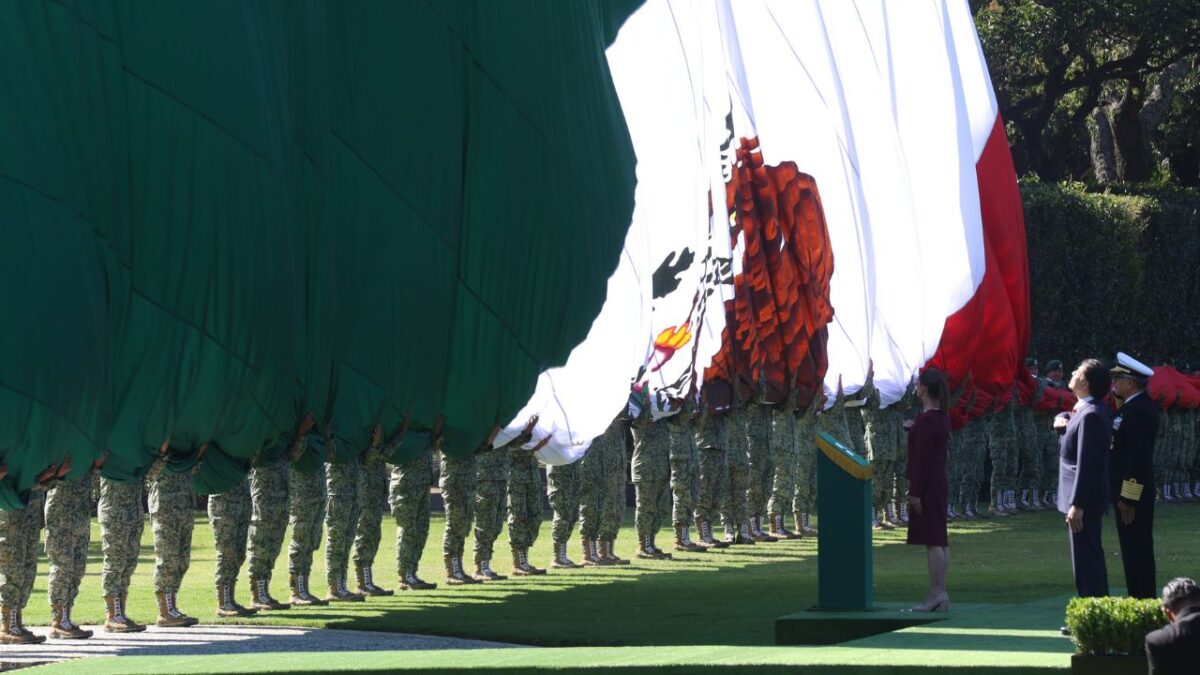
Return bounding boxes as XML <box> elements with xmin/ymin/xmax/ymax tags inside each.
<box><xmin>390</xmin><ymin>446</ymin><xmax>433</xmax><ymax>576</ymax></box>
<box><xmin>693</xmin><ymin>413</ymin><xmax>729</xmax><ymax>525</ymax></box>
<box><xmin>958</xmin><ymin>417</ymin><xmax>989</xmax><ymax>513</ymax></box>
<box><xmin>353</xmin><ymin>453</ymin><xmax>390</xmax><ymax>569</ymax></box>
<box><xmin>209</xmin><ymin>476</ymin><xmax>251</xmax><ymax>589</ymax></box>
<box><xmin>99</xmin><ymin>476</ymin><xmax>145</xmax><ymax>598</ymax></box>
<box><xmin>721</xmin><ymin>409</ymin><xmax>751</xmax><ymax>532</ymax></box>
<box><xmin>547</xmin><ymin>462</ymin><xmax>580</xmax><ymax>543</ymax></box>
<box><xmin>45</xmin><ymin>474</ymin><xmax>92</xmax><ymax>608</ymax></box>
<box><xmin>506</xmin><ymin>446</ymin><xmax>543</xmax><ymax>549</ymax></box>
<box><xmin>439</xmin><ymin>450</ymin><xmax>477</xmax><ymax>557</ymax></box>
<box><xmin>473</xmin><ymin>443</ymin><xmax>510</xmax><ymax>566</ymax></box>
<box><xmin>767</xmin><ymin>405</ymin><xmax>798</xmax><ymax>518</ymax></box>
<box><xmin>287</xmin><ymin>463</ymin><xmax>327</xmax><ymax>578</ymax></box>
<box><xmin>1014</xmin><ymin>395</ymin><xmax>1041</xmax><ymax>504</ymax></box>
<box><xmin>888</xmin><ymin>403</ymin><xmax>910</xmax><ymax>512</ymax></box>
<box><xmin>631</xmin><ymin>416</ymin><xmax>671</xmax><ymax>543</ymax></box>
<box><xmin>792</xmin><ymin>409</ymin><xmax>818</xmax><ymax>515</ymax></box>
<box><xmin>578</xmin><ymin>420</ymin><xmax>628</xmax><ymax>545</ymax></box>
<box><xmin>667</xmin><ymin>415</ymin><xmax>700</xmax><ymax>527</ymax></box>
<box><xmin>325</xmin><ymin>454</ymin><xmax>363</xmax><ymax>583</ymax></box>
<box><xmin>845</xmin><ymin>404</ymin><xmax>867</xmax><ymax>457</ymax></box>
<box><xmin>860</xmin><ymin>385</ymin><xmax>896</xmax><ymax>518</ymax></box>
<box><xmin>247</xmin><ymin>456</ymin><xmax>290</xmax><ymax>585</ymax></box>
<box><xmin>148</xmin><ymin>465</ymin><xmax>195</xmax><ymax>594</ymax></box>
<box><xmin>0</xmin><ymin>491</ymin><xmax>46</xmax><ymax>610</ymax></box>
<box><xmin>987</xmin><ymin>400</ymin><xmax>1018</xmax><ymax>508</ymax></box>
<box><xmin>744</xmin><ymin>402</ymin><xmax>775</xmax><ymax>524</ymax></box>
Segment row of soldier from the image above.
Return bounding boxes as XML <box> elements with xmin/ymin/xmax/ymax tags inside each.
<box><xmin>5</xmin><ymin>357</ymin><xmax>1200</xmax><ymax>645</ymax></box>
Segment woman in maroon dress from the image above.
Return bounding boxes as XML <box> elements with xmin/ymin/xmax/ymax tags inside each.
<box><xmin>904</xmin><ymin>368</ymin><xmax>952</xmax><ymax>612</ymax></box>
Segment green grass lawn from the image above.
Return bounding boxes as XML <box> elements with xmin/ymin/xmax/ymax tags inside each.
<box><xmin>21</xmin><ymin>500</ymin><xmax>1200</xmax><ymax>649</ymax></box>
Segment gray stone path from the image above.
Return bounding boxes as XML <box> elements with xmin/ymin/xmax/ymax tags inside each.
<box><xmin>0</xmin><ymin>624</ymin><xmax>523</xmax><ymax>669</ymax></box>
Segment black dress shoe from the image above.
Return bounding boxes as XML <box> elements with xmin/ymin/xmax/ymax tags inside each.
<box><xmin>1059</xmin><ymin>626</ymin><xmax>1071</xmax><ymax>636</ymax></box>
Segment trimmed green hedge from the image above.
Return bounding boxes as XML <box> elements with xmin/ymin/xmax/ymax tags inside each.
<box><xmin>1065</xmin><ymin>596</ymin><xmax>1167</xmax><ymax>656</ymax></box>
<box><xmin>1023</xmin><ymin>181</ymin><xmax>1200</xmax><ymax>367</ymax></box>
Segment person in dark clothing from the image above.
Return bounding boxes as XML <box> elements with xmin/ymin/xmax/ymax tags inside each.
<box><xmin>1055</xmin><ymin>359</ymin><xmax>1113</xmax><ymax>599</ymax></box>
<box><xmin>1109</xmin><ymin>352</ymin><xmax>1160</xmax><ymax>599</ymax></box>
<box><xmin>1146</xmin><ymin>577</ymin><xmax>1200</xmax><ymax>675</ymax></box>
<box><xmin>903</xmin><ymin>368</ymin><xmax>952</xmax><ymax>613</ymax></box>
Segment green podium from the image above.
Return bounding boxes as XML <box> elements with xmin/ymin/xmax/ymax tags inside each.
<box><xmin>775</xmin><ymin>432</ymin><xmax>953</xmax><ymax>644</ymax></box>
<box><xmin>815</xmin><ymin>431</ymin><xmax>873</xmax><ymax>610</ymax></box>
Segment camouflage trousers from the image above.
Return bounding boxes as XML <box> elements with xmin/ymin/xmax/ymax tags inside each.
<box><xmin>957</xmin><ymin>426</ymin><xmax>989</xmax><ymax>510</ymax></box>
<box><xmin>45</xmin><ymin>475</ymin><xmax>92</xmax><ymax>607</ymax></box>
<box><xmin>792</xmin><ymin>430</ymin><xmax>817</xmax><ymax>514</ymax></box>
<box><xmin>1040</xmin><ymin>427</ymin><xmax>1059</xmax><ymax>494</ymax></box>
<box><xmin>99</xmin><ymin>477</ymin><xmax>144</xmax><ymax>597</ymax></box>
<box><xmin>390</xmin><ymin>452</ymin><xmax>432</xmax><ymax>575</ymax></box>
<box><xmin>745</xmin><ymin>410</ymin><xmax>775</xmax><ymax>520</ymax></box>
<box><xmin>634</xmin><ymin>479</ymin><xmax>669</xmax><ymax>539</ymax></box>
<box><xmin>987</xmin><ymin>415</ymin><xmax>1018</xmax><ymax>499</ymax></box>
<box><xmin>668</xmin><ymin>435</ymin><xmax>700</xmax><ymax>526</ymax></box>
<box><xmin>0</xmin><ymin>491</ymin><xmax>44</xmax><ymax>608</ymax></box>
<box><xmin>209</xmin><ymin>477</ymin><xmax>250</xmax><ymax>588</ymax></box>
<box><xmin>287</xmin><ymin>464</ymin><xmax>327</xmax><ymax>577</ymax></box>
<box><xmin>439</xmin><ymin>452</ymin><xmax>476</xmax><ymax>557</ymax></box>
<box><xmin>473</xmin><ymin>479</ymin><xmax>506</xmax><ymax>564</ymax></box>
<box><xmin>149</xmin><ymin>469</ymin><xmax>195</xmax><ymax>594</ymax></box>
<box><xmin>721</xmin><ymin>435</ymin><xmax>751</xmax><ymax>529</ymax></box>
<box><xmin>768</xmin><ymin>436</ymin><xmax>797</xmax><ymax>517</ymax></box>
<box><xmin>1016</xmin><ymin>411</ymin><xmax>1043</xmax><ymax>494</ymax></box>
<box><xmin>353</xmin><ymin>457</ymin><xmax>389</xmax><ymax>568</ymax></box>
<box><xmin>507</xmin><ymin>459</ymin><xmax>543</xmax><ymax>549</ymax></box>
<box><xmin>325</xmin><ymin>457</ymin><xmax>363</xmax><ymax>581</ymax></box>
<box><xmin>695</xmin><ymin>447</ymin><xmax>727</xmax><ymax>524</ymax></box>
<box><xmin>547</xmin><ymin>462</ymin><xmax>580</xmax><ymax>543</ymax></box>
<box><xmin>247</xmin><ymin>458</ymin><xmax>289</xmax><ymax>583</ymax></box>
<box><xmin>577</xmin><ymin>438</ymin><xmax>625</xmax><ymax>542</ymax></box>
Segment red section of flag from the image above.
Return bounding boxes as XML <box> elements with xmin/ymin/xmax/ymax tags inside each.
<box><xmin>926</xmin><ymin>115</ymin><xmax>1030</xmax><ymax>425</ymax></box>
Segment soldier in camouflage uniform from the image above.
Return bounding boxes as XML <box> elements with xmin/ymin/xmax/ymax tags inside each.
<box><xmin>440</xmin><ymin>446</ymin><xmax>481</xmax><ymax>584</ymax></box>
<box><xmin>986</xmin><ymin>396</ymin><xmax>1018</xmax><ymax>516</ymax></box>
<box><xmin>209</xmin><ymin>473</ymin><xmax>259</xmax><ymax>617</ymax></box>
<box><xmin>862</xmin><ymin>380</ymin><xmax>901</xmax><ymax>530</ymax></box>
<box><xmin>813</xmin><ymin>382</ymin><xmax>852</xmax><ymax>519</ymax></box>
<box><xmin>744</xmin><ymin>401</ymin><xmax>778</xmax><ymax>542</ymax></box>
<box><xmin>0</xmin><ymin>461</ymin><xmax>60</xmax><ymax>644</ymax></box>
<box><xmin>891</xmin><ymin>384</ymin><xmax>919</xmax><ymax>525</ymax></box>
<box><xmin>391</xmin><ymin>433</ymin><xmax>437</xmax><ymax>590</ymax></box>
<box><xmin>958</xmin><ymin>412</ymin><xmax>989</xmax><ymax>519</ymax></box>
<box><xmin>45</xmin><ymin>457</ymin><xmax>100</xmax><ymax>639</ymax></box>
<box><xmin>1164</xmin><ymin>408</ymin><xmax>1183</xmax><ymax>502</ymax></box>
<box><xmin>473</xmin><ymin>434</ymin><xmax>513</xmax><ymax>580</ymax></box>
<box><xmin>547</xmin><ymin>461</ymin><xmax>585</xmax><ymax>567</ymax></box>
<box><xmin>353</xmin><ymin>429</ymin><xmax>394</xmax><ymax>596</ymax></box>
<box><xmin>247</xmin><ymin>438</ymin><xmax>294</xmax><ymax>611</ymax></box>
<box><xmin>792</xmin><ymin>393</ymin><xmax>823</xmax><ymax>535</ymax></box>
<box><xmin>324</xmin><ymin>432</ymin><xmax>367</xmax><ymax>602</ymax></box>
<box><xmin>1014</xmin><ymin>383</ymin><xmax>1043</xmax><ymax>511</ymax></box>
<box><xmin>577</xmin><ymin>416</ymin><xmax>631</xmax><ymax>565</ymax></box>
<box><xmin>631</xmin><ymin>412</ymin><xmax>673</xmax><ymax>559</ymax></box>
<box><xmin>667</xmin><ymin>408</ymin><xmax>706</xmax><ymax>552</ymax></box>
<box><xmin>692</xmin><ymin>402</ymin><xmax>731</xmax><ymax>549</ymax></box>
<box><xmin>720</xmin><ymin>407</ymin><xmax>753</xmax><ymax>544</ymax></box>
<box><xmin>766</xmin><ymin>390</ymin><xmax>800</xmax><ymax>539</ymax></box>
<box><xmin>288</xmin><ymin>432</ymin><xmax>329</xmax><ymax>605</ymax></box>
<box><xmin>98</xmin><ymin>467</ymin><xmax>148</xmax><ymax>633</ymax></box>
<box><xmin>147</xmin><ymin>454</ymin><xmax>200</xmax><ymax>628</ymax></box>
<box><xmin>507</xmin><ymin>437</ymin><xmax>548</xmax><ymax>575</ymax></box>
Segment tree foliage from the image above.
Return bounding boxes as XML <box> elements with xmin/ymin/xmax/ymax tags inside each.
<box><xmin>975</xmin><ymin>0</ymin><xmax>1200</xmax><ymax>185</ymax></box>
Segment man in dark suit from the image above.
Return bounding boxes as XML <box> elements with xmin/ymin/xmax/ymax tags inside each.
<box><xmin>1110</xmin><ymin>352</ymin><xmax>1160</xmax><ymax>599</ymax></box>
<box><xmin>1055</xmin><ymin>359</ymin><xmax>1112</xmax><ymax>598</ymax></box>
<box><xmin>1146</xmin><ymin>577</ymin><xmax>1200</xmax><ymax>674</ymax></box>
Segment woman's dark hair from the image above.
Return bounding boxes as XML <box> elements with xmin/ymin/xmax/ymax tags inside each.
<box><xmin>918</xmin><ymin>367</ymin><xmax>949</xmax><ymax>409</ymax></box>
<box><xmin>1079</xmin><ymin>359</ymin><xmax>1112</xmax><ymax>399</ymax></box>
